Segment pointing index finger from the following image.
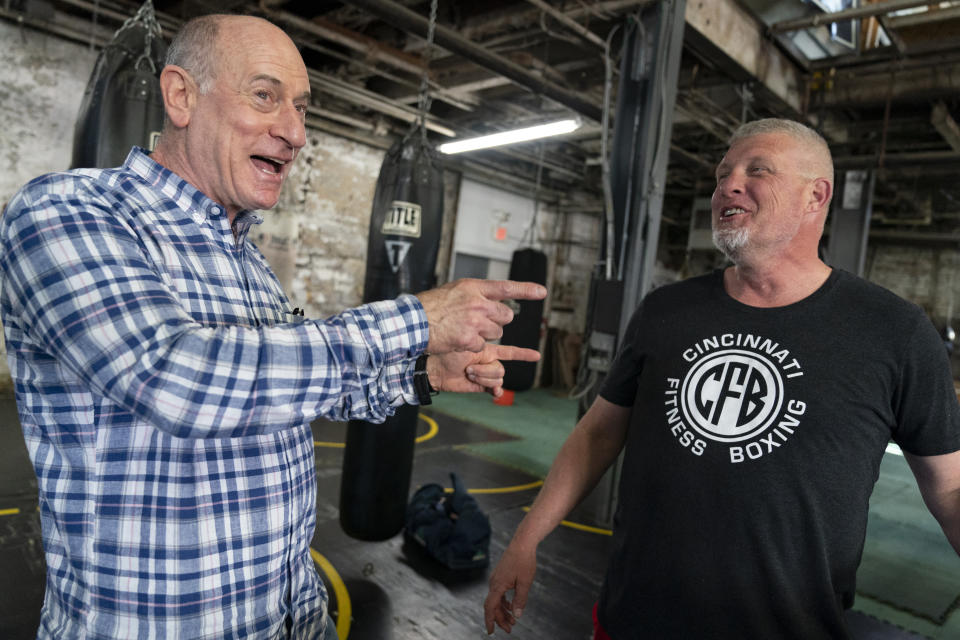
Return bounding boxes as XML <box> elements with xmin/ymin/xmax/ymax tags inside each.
<box><xmin>479</xmin><ymin>279</ymin><xmax>547</xmax><ymax>301</ymax></box>
<box><xmin>492</xmin><ymin>345</ymin><xmax>542</xmax><ymax>363</ymax></box>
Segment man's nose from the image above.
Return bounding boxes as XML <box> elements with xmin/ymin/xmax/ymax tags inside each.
<box><xmin>273</xmin><ymin>103</ymin><xmax>307</xmax><ymax>150</ymax></box>
<box><xmin>719</xmin><ymin>172</ymin><xmax>745</xmax><ymax>195</ymax></box>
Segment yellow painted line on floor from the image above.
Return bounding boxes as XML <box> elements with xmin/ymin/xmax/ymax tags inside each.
<box><xmin>521</xmin><ymin>506</ymin><xmax>612</xmax><ymax>536</ymax></box>
<box><xmin>311</xmin><ymin>548</ymin><xmax>352</xmax><ymax>640</ymax></box>
<box><xmin>0</xmin><ymin>507</ymin><xmax>21</xmax><ymax>516</ymax></box>
<box><xmin>313</xmin><ymin>439</ymin><xmax>346</xmax><ymax>449</ymax></box>
<box><xmin>444</xmin><ymin>480</ymin><xmax>544</xmax><ymax>495</ymax></box>
<box><xmin>415</xmin><ymin>414</ymin><xmax>438</xmax><ymax>444</ymax></box>
<box><xmin>314</xmin><ymin>413</ymin><xmax>439</xmax><ymax>449</ymax></box>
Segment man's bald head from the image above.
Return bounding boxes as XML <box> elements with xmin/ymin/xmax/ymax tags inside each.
<box><xmin>164</xmin><ymin>14</ymin><xmax>296</xmax><ymax>95</ymax></box>
<box><xmin>163</xmin><ymin>14</ymin><xmax>226</xmax><ymax>95</ymax></box>
<box><xmin>729</xmin><ymin>118</ymin><xmax>834</xmax><ymax>186</ymax></box>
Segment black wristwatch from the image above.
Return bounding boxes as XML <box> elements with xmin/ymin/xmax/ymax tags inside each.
<box><xmin>413</xmin><ymin>354</ymin><xmax>438</xmax><ymax>405</ymax></box>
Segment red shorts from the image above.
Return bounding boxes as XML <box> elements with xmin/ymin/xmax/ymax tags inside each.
<box><xmin>592</xmin><ymin>601</ymin><xmax>611</xmax><ymax>640</ymax></box>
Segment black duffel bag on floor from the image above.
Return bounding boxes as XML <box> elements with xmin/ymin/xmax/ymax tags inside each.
<box><xmin>404</xmin><ymin>473</ymin><xmax>490</xmax><ymax>570</ymax></box>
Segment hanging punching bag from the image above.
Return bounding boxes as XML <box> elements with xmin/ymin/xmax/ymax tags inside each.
<box><xmin>71</xmin><ymin>1</ymin><xmax>166</xmax><ymax>169</ymax></box>
<box><xmin>501</xmin><ymin>248</ymin><xmax>547</xmax><ymax>391</ymax></box>
<box><xmin>340</xmin><ymin>130</ymin><xmax>444</xmax><ymax>541</ymax></box>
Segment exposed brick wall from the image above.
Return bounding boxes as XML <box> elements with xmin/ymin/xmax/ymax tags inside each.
<box><xmin>869</xmin><ymin>246</ymin><xmax>960</xmax><ymax>322</ymax></box>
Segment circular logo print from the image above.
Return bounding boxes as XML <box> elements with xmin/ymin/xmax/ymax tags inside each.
<box><xmin>680</xmin><ymin>349</ymin><xmax>783</xmax><ymax>443</ymax></box>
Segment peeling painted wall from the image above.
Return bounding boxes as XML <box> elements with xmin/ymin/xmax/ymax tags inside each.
<box><xmin>256</xmin><ymin>134</ymin><xmax>385</xmax><ymax>317</ymax></box>
<box><xmin>0</xmin><ymin>22</ymin><xmax>98</xmax><ymax>389</ymax></box>
<box><xmin>0</xmin><ymin>21</ymin><xmax>97</xmax><ymax>209</ymax></box>
<box><xmin>253</xmin><ymin>135</ymin><xmax>460</xmax><ymax>319</ymax></box>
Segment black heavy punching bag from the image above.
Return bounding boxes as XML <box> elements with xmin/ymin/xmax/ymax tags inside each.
<box><xmin>340</xmin><ymin>130</ymin><xmax>443</xmax><ymax>540</ymax></box>
<box><xmin>501</xmin><ymin>248</ymin><xmax>547</xmax><ymax>391</ymax></box>
<box><xmin>72</xmin><ymin>1</ymin><xmax>166</xmax><ymax>169</ymax></box>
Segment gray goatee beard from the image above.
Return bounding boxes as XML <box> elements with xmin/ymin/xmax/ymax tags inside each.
<box><xmin>712</xmin><ymin>228</ymin><xmax>750</xmax><ymax>262</ymax></box>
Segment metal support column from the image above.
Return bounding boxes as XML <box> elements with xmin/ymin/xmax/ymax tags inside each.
<box><xmin>615</xmin><ymin>0</ymin><xmax>687</xmax><ymax>331</ymax></box>
<box><xmin>573</xmin><ymin>0</ymin><xmax>686</xmax><ymax>528</ymax></box>
<box><xmin>827</xmin><ymin>169</ymin><xmax>875</xmax><ymax>276</ymax></box>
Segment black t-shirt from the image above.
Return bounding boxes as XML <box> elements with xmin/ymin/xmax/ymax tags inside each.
<box><xmin>597</xmin><ymin>268</ymin><xmax>960</xmax><ymax>639</ymax></box>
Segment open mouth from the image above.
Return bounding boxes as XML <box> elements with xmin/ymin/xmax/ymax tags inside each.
<box><xmin>251</xmin><ymin>155</ymin><xmax>285</xmax><ymax>175</ymax></box>
<box><xmin>721</xmin><ymin>207</ymin><xmax>746</xmax><ymax>219</ymax></box>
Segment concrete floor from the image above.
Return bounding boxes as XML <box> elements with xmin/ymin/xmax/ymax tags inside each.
<box><xmin>1</xmin><ymin>389</ymin><xmax>958</xmax><ymax>639</ymax></box>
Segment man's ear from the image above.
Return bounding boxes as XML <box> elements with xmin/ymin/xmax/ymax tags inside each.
<box><xmin>159</xmin><ymin>65</ymin><xmax>196</xmax><ymax>128</ymax></box>
<box><xmin>807</xmin><ymin>177</ymin><xmax>833</xmax><ymax>214</ymax></box>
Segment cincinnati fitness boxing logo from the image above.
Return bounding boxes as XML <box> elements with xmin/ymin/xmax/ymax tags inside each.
<box><xmin>664</xmin><ymin>333</ymin><xmax>806</xmax><ymax>463</ymax></box>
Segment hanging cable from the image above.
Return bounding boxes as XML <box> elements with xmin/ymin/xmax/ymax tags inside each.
<box><xmin>519</xmin><ymin>142</ymin><xmax>546</xmax><ymax>249</ymax></box>
<box><xmin>415</xmin><ymin>0</ymin><xmax>440</xmax><ymax>144</ymax></box>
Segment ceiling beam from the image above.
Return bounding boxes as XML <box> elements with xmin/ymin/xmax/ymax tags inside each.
<box><xmin>458</xmin><ymin>0</ymin><xmax>652</xmax><ymax>42</ymax></box>
<box><xmin>684</xmin><ymin>0</ymin><xmax>804</xmax><ymax>114</ymax></box>
<box><xmin>834</xmin><ymin>149</ymin><xmax>960</xmax><ymax>169</ymax></box>
<box><xmin>931</xmin><ymin>102</ymin><xmax>960</xmax><ymax>152</ymax></box>
<box><xmin>520</xmin><ymin>0</ymin><xmax>608</xmax><ymax>50</ymax></box>
<box><xmin>769</xmin><ymin>0</ymin><xmax>934</xmax><ymax>34</ymax></box>
<box><xmin>260</xmin><ymin>4</ymin><xmax>426</xmax><ymax>76</ymax></box>
<box><xmin>887</xmin><ymin>5</ymin><xmax>960</xmax><ymax>29</ymax></box>
<box><xmin>339</xmin><ymin>0</ymin><xmax>604</xmax><ymax>123</ymax></box>
<box><xmin>815</xmin><ymin>60</ymin><xmax>960</xmax><ymax>107</ymax></box>
<box><xmin>307</xmin><ymin>69</ymin><xmax>457</xmax><ymax>137</ymax></box>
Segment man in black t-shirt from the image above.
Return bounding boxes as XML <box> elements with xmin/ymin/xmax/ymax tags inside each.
<box><xmin>483</xmin><ymin>119</ymin><xmax>960</xmax><ymax>639</ymax></box>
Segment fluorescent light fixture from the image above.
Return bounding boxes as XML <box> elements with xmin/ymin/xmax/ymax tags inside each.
<box><xmin>438</xmin><ymin>119</ymin><xmax>580</xmax><ymax>154</ymax></box>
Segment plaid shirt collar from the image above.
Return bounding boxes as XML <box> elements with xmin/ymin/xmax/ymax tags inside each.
<box><xmin>125</xmin><ymin>146</ymin><xmax>264</xmax><ymax>241</ymax></box>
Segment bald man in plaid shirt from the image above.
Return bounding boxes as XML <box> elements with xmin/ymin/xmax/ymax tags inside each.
<box><xmin>0</xmin><ymin>14</ymin><xmax>543</xmax><ymax>640</ymax></box>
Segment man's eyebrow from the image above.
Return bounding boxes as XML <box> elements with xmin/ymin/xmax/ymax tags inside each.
<box><xmin>249</xmin><ymin>73</ymin><xmax>311</xmax><ymax>102</ymax></box>
<box><xmin>250</xmin><ymin>73</ymin><xmax>282</xmax><ymax>87</ymax></box>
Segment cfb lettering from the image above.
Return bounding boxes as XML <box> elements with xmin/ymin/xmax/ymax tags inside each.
<box><xmin>695</xmin><ymin>360</ymin><xmax>767</xmax><ymax>428</ymax></box>
<box><xmin>666</xmin><ymin>378</ymin><xmax>706</xmax><ymax>455</ymax></box>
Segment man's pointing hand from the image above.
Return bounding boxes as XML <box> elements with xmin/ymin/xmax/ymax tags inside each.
<box><xmin>416</xmin><ymin>279</ymin><xmax>547</xmax><ymax>354</ymax></box>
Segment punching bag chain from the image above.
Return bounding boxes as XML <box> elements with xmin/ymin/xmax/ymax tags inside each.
<box><xmin>118</xmin><ymin>0</ymin><xmax>163</xmax><ymax>73</ymax></box>
<box><xmin>415</xmin><ymin>0</ymin><xmax>440</xmax><ymax>143</ymax></box>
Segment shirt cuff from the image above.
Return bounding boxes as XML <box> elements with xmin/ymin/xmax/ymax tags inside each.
<box><xmin>366</xmin><ymin>294</ymin><xmax>429</xmax><ymax>364</ymax></box>
<box><xmin>385</xmin><ymin>358</ymin><xmax>420</xmax><ymax>406</ymax></box>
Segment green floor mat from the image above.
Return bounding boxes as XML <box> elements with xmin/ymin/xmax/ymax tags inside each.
<box><xmin>430</xmin><ymin>388</ymin><xmax>579</xmax><ymax>478</ymax></box>
<box><xmin>856</xmin><ymin>455</ymin><xmax>960</xmax><ymax>624</ymax></box>
<box><xmin>858</xmin><ymin>514</ymin><xmax>960</xmax><ymax>624</ymax></box>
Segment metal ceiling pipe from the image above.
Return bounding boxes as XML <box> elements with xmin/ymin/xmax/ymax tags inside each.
<box><xmin>339</xmin><ymin>0</ymin><xmax>603</xmax><ymax>123</ymax></box>
<box><xmin>260</xmin><ymin>1</ymin><xmax>426</xmax><ymax>76</ymax></box>
<box><xmin>815</xmin><ymin>60</ymin><xmax>960</xmax><ymax>107</ymax></box>
<box><xmin>888</xmin><ymin>5</ymin><xmax>960</xmax><ymax>29</ymax></box>
<box><xmin>460</xmin><ymin>0</ymin><xmax>652</xmax><ymax>42</ymax></box>
<box><xmin>521</xmin><ymin>0</ymin><xmax>608</xmax><ymax>50</ymax></box>
<box><xmin>307</xmin><ymin>69</ymin><xmax>457</xmax><ymax>137</ymax></box>
<box><xmin>834</xmin><ymin>150</ymin><xmax>960</xmax><ymax>168</ymax></box>
<box><xmin>770</xmin><ymin>0</ymin><xmax>935</xmax><ymax>34</ymax></box>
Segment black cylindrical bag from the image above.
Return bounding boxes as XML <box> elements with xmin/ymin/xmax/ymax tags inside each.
<box><xmin>501</xmin><ymin>248</ymin><xmax>548</xmax><ymax>391</ymax></box>
<box><xmin>340</xmin><ymin>131</ymin><xmax>443</xmax><ymax>541</ymax></box>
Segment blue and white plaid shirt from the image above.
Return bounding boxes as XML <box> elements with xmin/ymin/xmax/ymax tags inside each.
<box><xmin>0</xmin><ymin>147</ymin><xmax>428</xmax><ymax>639</ymax></box>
